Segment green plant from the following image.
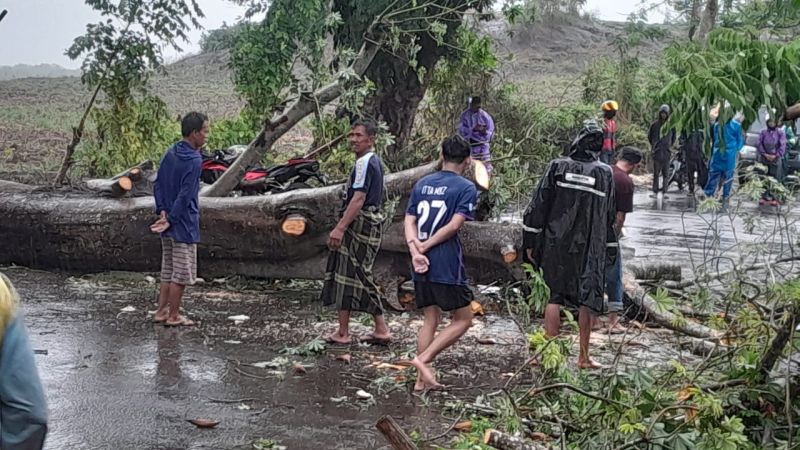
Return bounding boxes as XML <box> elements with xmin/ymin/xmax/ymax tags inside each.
<box><xmin>280</xmin><ymin>337</ymin><xmax>327</xmax><ymax>356</ymax></box>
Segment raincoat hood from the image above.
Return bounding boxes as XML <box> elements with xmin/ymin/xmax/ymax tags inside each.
<box><xmin>569</xmin><ymin>121</ymin><xmax>604</xmax><ymax>161</ymax></box>
<box><xmin>659</xmin><ymin>104</ymin><xmax>671</xmax><ymax>115</ymax></box>
<box><xmin>174</xmin><ymin>140</ymin><xmax>200</xmax><ymax>160</ymax></box>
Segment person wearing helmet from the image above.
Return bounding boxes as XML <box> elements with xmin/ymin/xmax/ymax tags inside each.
<box><xmin>649</xmin><ymin>105</ymin><xmax>676</xmax><ymax>195</ymax></box>
<box><xmin>522</xmin><ymin>120</ymin><xmax>618</xmax><ymax>370</ymax></box>
<box><xmin>600</xmin><ymin>100</ymin><xmax>619</xmax><ymax>165</ymax></box>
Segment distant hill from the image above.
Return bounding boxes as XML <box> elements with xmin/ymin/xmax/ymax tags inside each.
<box><xmin>0</xmin><ymin>64</ymin><xmax>79</xmax><ymax>81</ymax></box>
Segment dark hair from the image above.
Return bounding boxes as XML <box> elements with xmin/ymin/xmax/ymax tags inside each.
<box><xmin>441</xmin><ymin>135</ymin><xmax>471</xmax><ymax>163</ymax></box>
<box><xmin>351</xmin><ymin>118</ymin><xmax>379</xmax><ymax>137</ymax></box>
<box><xmin>181</xmin><ymin>112</ymin><xmax>208</xmax><ymax>137</ymax></box>
<box><xmin>619</xmin><ymin>146</ymin><xmax>643</xmax><ymax>164</ymax></box>
<box><xmin>470</xmin><ymin>96</ymin><xmax>482</xmax><ymax>105</ymax></box>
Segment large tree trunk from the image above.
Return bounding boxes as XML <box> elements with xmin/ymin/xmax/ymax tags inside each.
<box><xmin>332</xmin><ymin>0</ymin><xmax>487</xmax><ymax>169</ymax></box>
<box><xmin>0</xmin><ymin>164</ymin><xmax>523</xmax><ymax>289</ymax></box>
<box><xmin>693</xmin><ymin>0</ymin><xmax>719</xmax><ymax>43</ymax></box>
<box><xmin>688</xmin><ymin>0</ymin><xmax>702</xmax><ymax>40</ymax></box>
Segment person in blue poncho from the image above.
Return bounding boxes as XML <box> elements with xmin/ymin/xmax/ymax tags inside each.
<box><xmin>703</xmin><ymin>113</ymin><xmax>745</xmax><ymax>205</ymax></box>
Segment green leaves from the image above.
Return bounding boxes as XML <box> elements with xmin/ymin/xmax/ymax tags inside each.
<box><xmin>662</xmin><ymin>29</ymin><xmax>800</xmax><ymax>139</ymax></box>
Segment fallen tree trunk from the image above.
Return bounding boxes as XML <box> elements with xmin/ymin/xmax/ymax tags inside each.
<box><xmin>630</xmin><ymin>263</ymin><xmax>682</xmax><ymax>282</ymax></box>
<box><xmin>0</xmin><ymin>163</ymin><xmax>523</xmax><ymax>288</ymax></box>
<box><xmin>623</xmin><ymin>273</ymin><xmax>721</xmax><ymax>339</ymax></box>
<box><xmin>0</xmin><ymin>180</ymin><xmax>39</xmax><ymax>194</ymax></box>
<box><xmin>484</xmin><ymin>429</ymin><xmax>548</xmax><ymax>450</ymax></box>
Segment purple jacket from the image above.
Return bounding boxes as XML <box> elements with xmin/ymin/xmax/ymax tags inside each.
<box><xmin>458</xmin><ymin>109</ymin><xmax>494</xmax><ymax>157</ymax></box>
<box><xmin>757</xmin><ymin>128</ymin><xmax>786</xmax><ymax>158</ymax></box>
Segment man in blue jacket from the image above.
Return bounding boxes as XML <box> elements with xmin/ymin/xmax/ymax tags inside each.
<box><xmin>704</xmin><ymin>114</ymin><xmax>745</xmax><ymax>206</ymax></box>
<box><xmin>151</xmin><ymin>112</ymin><xmax>208</xmax><ymax>327</ymax></box>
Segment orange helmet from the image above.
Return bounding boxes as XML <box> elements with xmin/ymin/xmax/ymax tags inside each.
<box><xmin>601</xmin><ymin>100</ymin><xmax>619</xmax><ymax>112</ymax></box>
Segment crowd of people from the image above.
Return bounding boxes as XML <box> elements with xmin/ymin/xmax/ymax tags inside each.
<box><xmin>3</xmin><ymin>96</ymin><xmax>797</xmax><ymax>446</ymax></box>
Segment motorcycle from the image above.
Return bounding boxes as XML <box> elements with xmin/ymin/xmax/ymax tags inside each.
<box><xmin>201</xmin><ymin>148</ymin><xmax>327</xmax><ymax>196</ymax></box>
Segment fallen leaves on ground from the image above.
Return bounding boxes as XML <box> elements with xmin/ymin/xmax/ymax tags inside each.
<box><xmin>188</xmin><ymin>419</ymin><xmax>220</xmax><ymax>428</ymax></box>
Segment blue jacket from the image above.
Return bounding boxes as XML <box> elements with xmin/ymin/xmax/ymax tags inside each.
<box><xmin>709</xmin><ymin>120</ymin><xmax>744</xmax><ymax>171</ymax></box>
<box><xmin>0</xmin><ymin>314</ymin><xmax>48</xmax><ymax>449</ymax></box>
<box><xmin>154</xmin><ymin>141</ymin><xmax>202</xmax><ymax>244</ymax></box>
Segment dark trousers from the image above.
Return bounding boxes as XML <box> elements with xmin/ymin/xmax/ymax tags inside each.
<box><xmin>760</xmin><ymin>155</ymin><xmax>785</xmax><ymax>200</ymax></box>
<box><xmin>685</xmin><ymin>158</ymin><xmax>703</xmax><ymax>192</ymax></box>
<box><xmin>652</xmin><ymin>156</ymin><xmax>670</xmax><ymax>193</ymax></box>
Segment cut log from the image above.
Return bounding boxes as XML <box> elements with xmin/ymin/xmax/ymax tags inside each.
<box><xmin>623</xmin><ymin>273</ymin><xmax>721</xmax><ymax>339</ymax></box>
<box><xmin>0</xmin><ymin>163</ymin><xmax>524</xmax><ymax>287</ymax></box>
<box><xmin>0</xmin><ymin>180</ymin><xmax>39</xmax><ymax>194</ymax></box>
<box><xmin>110</xmin><ymin>160</ymin><xmax>153</xmax><ymax>181</ymax></box>
<box><xmin>630</xmin><ymin>263</ymin><xmax>682</xmax><ymax>282</ymax></box>
<box><xmin>483</xmin><ymin>429</ymin><xmax>548</xmax><ymax>450</ymax></box>
<box><xmin>375</xmin><ymin>416</ymin><xmax>418</xmax><ymax>450</ymax></box>
<box><xmin>84</xmin><ymin>176</ymin><xmax>133</xmax><ymax>197</ymax></box>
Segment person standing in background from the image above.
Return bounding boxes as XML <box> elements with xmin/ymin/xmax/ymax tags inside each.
<box><xmin>458</xmin><ymin>96</ymin><xmax>495</xmax><ymax>174</ymax></box>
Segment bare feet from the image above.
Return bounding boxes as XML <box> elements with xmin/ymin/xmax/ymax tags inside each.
<box><xmin>577</xmin><ymin>358</ymin><xmax>603</xmax><ymax>370</ymax></box>
<box><xmin>325</xmin><ymin>332</ymin><xmax>351</xmax><ymax>345</ymax></box>
<box><xmin>153</xmin><ymin>309</ymin><xmax>169</xmax><ymax>323</ymax></box>
<box><xmin>165</xmin><ymin>315</ymin><xmax>195</xmax><ymax>327</ymax></box>
<box><xmin>409</xmin><ymin>357</ymin><xmax>443</xmax><ymax>390</ymax></box>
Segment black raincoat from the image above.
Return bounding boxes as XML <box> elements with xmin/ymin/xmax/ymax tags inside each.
<box><xmin>522</xmin><ymin>146</ymin><xmax>618</xmax><ymax>314</ymax></box>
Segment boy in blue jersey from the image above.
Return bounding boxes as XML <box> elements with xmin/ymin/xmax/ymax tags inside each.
<box><xmin>403</xmin><ymin>135</ymin><xmax>478</xmax><ymax>390</ymax></box>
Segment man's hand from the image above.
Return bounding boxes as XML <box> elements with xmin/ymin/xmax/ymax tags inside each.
<box><xmin>150</xmin><ymin>212</ymin><xmax>170</xmax><ymax>234</ymax></box>
<box><xmin>474</xmin><ymin>124</ymin><xmax>486</xmax><ymax>133</ymax></box>
<box><xmin>412</xmin><ymin>254</ymin><xmax>430</xmax><ymax>274</ymax></box>
<box><xmin>328</xmin><ymin>227</ymin><xmax>345</xmax><ymax>250</ymax></box>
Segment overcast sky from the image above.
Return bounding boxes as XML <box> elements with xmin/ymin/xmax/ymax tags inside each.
<box><xmin>0</xmin><ymin>0</ymin><xmax>664</xmax><ymax>69</ymax></box>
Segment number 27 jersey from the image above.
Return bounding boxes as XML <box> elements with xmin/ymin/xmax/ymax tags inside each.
<box><xmin>405</xmin><ymin>171</ymin><xmax>478</xmax><ymax>286</ymax></box>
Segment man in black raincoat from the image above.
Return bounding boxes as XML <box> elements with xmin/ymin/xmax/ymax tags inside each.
<box><xmin>522</xmin><ymin>121</ymin><xmax>618</xmax><ymax>370</ymax></box>
<box><xmin>649</xmin><ymin>105</ymin><xmax>676</xmax><ymax>195</ymax></box>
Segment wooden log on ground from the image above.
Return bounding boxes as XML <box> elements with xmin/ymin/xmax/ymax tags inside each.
<box><xmin>84</xmin><ymin>176</ymin><xmax>133</xmax><ymax>197</ymax></box>
<box><xmin>483</xmin><ymin>429</ymin><xmax>548</xmax><ymax>450</ymax></box>
<box><xmin>110</xmin><ymin>160</ymin><xmax>153</xmax><ymax>180</ymax></box>
<box><xmin>623</xmin><ymin>273</ymin><xmax>721</xmax><ymax>339</ymax></box>
<box><xmin>375</xmin><ymin>416</ymin><xmax>418</xmax><ymax>450</ymax></box>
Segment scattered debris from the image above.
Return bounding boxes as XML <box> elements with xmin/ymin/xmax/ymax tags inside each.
<box><xmin>470</xmin><ymin>300</ymin><xmax>485</xmax><ymax>316</ymax></box>
<box><xmin>187</xmin><ymin>419</ymin><xmax>220</xmax><ymax>429</ymax></box>
<box><xmin>335</xmin><ymin>353</ymin><xmax>352</xmax><ymax>364</ymax></box>
<box><xmin>477</xmin><ymin>336</ymin><xmax>497</xmax><ymax>345</ymax></box>
<box><xmin>356</xmin><ymin>389</ymin><xmax>373</xmax><ymax>400</ymax></box>
<box><xmin>120</xmin><ymin>306</ymin><xmax>136</xmax><ymax>313</ymax></box>
<box><xmin>144</xmin><ymin>276</ymin><xmax>156</xmax><ymax>284</ymax></box>
<box><xmin>372</xmin><ymin>362</ymin><xmax>408</xmax><ymax>371</ymax></box>
<box><xmin>223</xmin><ymin>340</ymin><xmax>242</xmax><ymax>345</ymax></box>
<box><xmin>237</xmin><ymin>404</ymin><xmax>251</xmax><ymax>411</ymax></box>
<box><xmin>291</xmin><ymin>362</ymin><xmax>307</xmax><ymax>375</ymax></box>
<box><xmin>330</xmin><ymin>396</ymin><xmax>348</xmax><ymax>403</ymax></box>
<box><xmin>454</xmin><ymin>420</ymin><xmax>473</xmax><ymax>432</ymax></box>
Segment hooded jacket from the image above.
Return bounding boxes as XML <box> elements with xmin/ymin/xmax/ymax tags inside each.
<box><xmin>709</xmin><ymin>119</ymin><xmax>744</xmax><ymax>172</ymax></box>
<box><xmin>648</xmin><ymin>105</ymin><xmax>676</xmax><ymax>160</ymax></box>
<box><xmin>521</xmin><ymin>130</ymin><xmax>618</xmax><ymax>314</ymax></box>
<box><xmin>154</xmin><ymin>140</ymin><xmax>202</xmax><ymax>244</ymax></box>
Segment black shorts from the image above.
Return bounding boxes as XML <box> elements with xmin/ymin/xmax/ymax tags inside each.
<box><xmin>414</xmin><ymin>281</ymin><xmax>473</xmax><ymax>312</ymax></box>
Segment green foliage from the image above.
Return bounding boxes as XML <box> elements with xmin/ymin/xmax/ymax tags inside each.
<box><xmin>231</xmin><ymin>0</ymin><xmax>330</xmax><ymax>119</ymax></box>
<box><xmin>280</xmin><ymin>337</ymin><xmax>327</xmax><ymax>356</ymax></box>
<box><xmin>205</xmin><ymin>113</ymin><xmax>260</xmax><ymax>150</ymax></box>
<box><xmin>68</xmin><ymin>0</ymin><xmax>203</xmax><ymax>100</ymax></box>
<box><xmin>662</xmin><ymin>29</ymin><xmax>800</xmax><ymax>137</ymax></box>
<box><xmin>68</xmin><ymin>0</ymin><xmax>203</xmax><ymax>177</ymax></box>
<box><xmin>199</xmin><ymin>22</ymin><xmax>246</xmax><ymax>52</ymax></box>
<box><xmin>78</xmin><ymin>96</ymin><xmax>179</xmax><ymax>176</ymax></box>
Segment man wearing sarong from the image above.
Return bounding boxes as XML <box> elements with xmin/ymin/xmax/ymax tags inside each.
<box><xmin>321</xmin><ymin>119</ymin><xmax>392</xmax><ymax>345</ymax></box>
<box><xmin>458</xmin><ymin>96</ymin><xmax>495</xmax><ymax>173</ymax></box>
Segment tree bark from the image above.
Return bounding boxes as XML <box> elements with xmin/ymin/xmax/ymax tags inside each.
<box><xmin>200</xmin><ymin>40</ymin><xmax>381</xmax><ymax>198</ymax></box>
<box><xmin>759</xmin><ymin>307</ymin><xmax>799</xmax><ymax>380</ymax></box>
<box><xmin>693</xmin><ymin>0</ymin><xmax>719</xmax><ymax>43</ymax></box>
<box><xmin>623</xmin><ymin>273</ymin><xmax>721</xmax><ymax>339</ymax></box>
<box><xmin>483</xmin><ymin>429</ymin><xmax>548</xmax><ymax>450</ymax></box>
<box><xmin>0</xmin><ymin>163</ymin><xmax>523</xmax><ymax>288</ymax></box>
<box><xmin>375</xmin><ymin>416</ymin><xmax>419</xmax><ymax>450</ymax></box>
<box><xmin>54</xmin><ymin>83</ymin><xmax>103</xmax><ymax>186</ymax></box>
<box><xmin>688</xmin><ymin>0</ymin><xmax>702</xmax><ymax>40</ymax></box>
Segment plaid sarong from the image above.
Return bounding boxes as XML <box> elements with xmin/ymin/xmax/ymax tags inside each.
<box><xmin>320</xmin><ymin>208</ymin><xmax>386</xmax><ymax>315</ymax></box>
